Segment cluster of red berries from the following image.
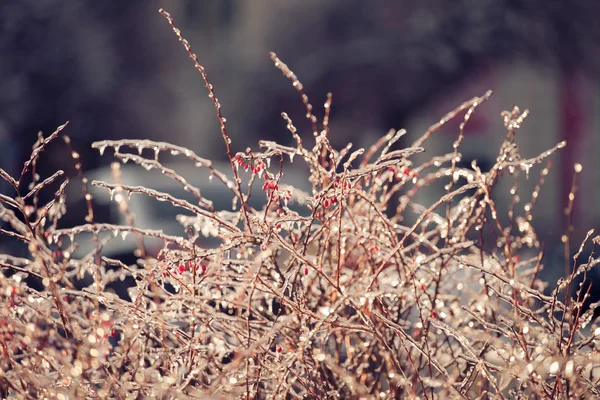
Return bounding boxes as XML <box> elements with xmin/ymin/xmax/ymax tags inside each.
<box><xmin>333</xmin><ymin>176</ymin><xmax>352</xmax><ymax>191</ymax></box>
<box><xmin>368</xmin><ymin>245</ymin><xmax>380</xmax><ymax>253</ymax></box>
<box><xmin>388</xmin><ymin>165</ymin><xmax>418</xmax><ymax>180</ymax></box>
<box><xmin>262</xmin><ymin>178</ymin><xmax>292</xmax><ymax>205</ymax></box>
<box><xmin>262</xmin><ymin>179</ymin><xmax>278</xmax><ymax>192</ymax></box>
<box><xmin>234</xmin><ymin>153</ymin><xmax>293</xmax><ymax>205</ymax></box>
<box><xmin>313</xmin><ymin>192</ymin><xmax>339</xmax><ymax>209</ymax></box>
<box><xmin>313</xmin><ymin>176</ymin><xmax>354</xmax><ymax>213</ymax></box>
<box><xmin>234</xmin><ymin>153</ymin><xmax>266</xmax><ymax>175</ymax></box>
<box><xmin>161</xmin><ymin>260</ymin><xmax>207</xmax><ymax>277</ymax></box>
<box><xmin>322</xmin><ymin>195</ymin><xmax>338</xmax><ymax>209</ymax></box>
<box><xmin>52</xmin><ymin>249</ymin><xmax>64</xmax><ymax>261</ymax></box>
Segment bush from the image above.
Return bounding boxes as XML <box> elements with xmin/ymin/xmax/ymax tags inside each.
<box><xmin>0</xmin><ymin>9</ymin><xmax>598</xmax><ymax>399</ymax></box>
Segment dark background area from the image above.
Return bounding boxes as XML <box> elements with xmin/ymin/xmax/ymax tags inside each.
<box><xmin>1</xmin><ymin>0</ymin><xmax>600</xmax><ymax>287</ymax></box>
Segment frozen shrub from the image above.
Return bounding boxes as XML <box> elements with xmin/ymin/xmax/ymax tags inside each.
<box><xmin>0</xmin><ymin>9</ymin><xmax>599</xmax><ymax>400</ymax></box>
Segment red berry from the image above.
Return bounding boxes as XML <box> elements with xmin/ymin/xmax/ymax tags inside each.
<box><xmin>195</xmin><ymin>264</ymin><xmax>207</xmax><ymax>274</ymax></box>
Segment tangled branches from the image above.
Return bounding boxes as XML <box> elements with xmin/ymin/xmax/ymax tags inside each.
<box><xmin>0</xmin><ymin>9</ymin><xmax>598</xmax><ymax>400</ymax></box>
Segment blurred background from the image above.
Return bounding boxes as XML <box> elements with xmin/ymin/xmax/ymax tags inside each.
<box><xmin>1</xmin><ymin>0</ymin><xmax>600</xmax><ymax>285</ymax></box>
